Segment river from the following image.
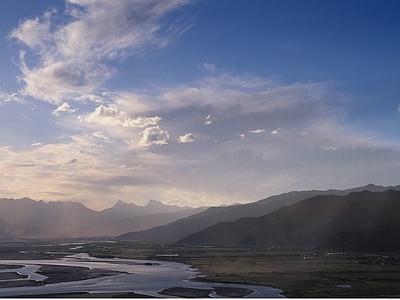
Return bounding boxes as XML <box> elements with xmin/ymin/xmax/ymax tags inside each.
<box><xmin>0</xmin><ymin>252</ymin><xmax>284</xmax><ymax>297</ymax></box>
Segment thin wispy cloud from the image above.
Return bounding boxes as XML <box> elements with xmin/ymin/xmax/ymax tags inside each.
<box><xmin>250</xmin><ymin>129</ymin><xmax>266</xmax><ymax>134</ymax></box>
<box><xmin>204</xmin><ymin>114</ymin><xmax>212</xmax><ymax>125</ymax></box>
<box><xmin>199</xmin><ymin>62</ymin><xmax>217</xmax><ymax>73</ymax></box>
<box><xmin>9</xmin><ymin>0</ymin><xmax>190</xmax><ymax>104</ymax></box>
<box><xmin>0</xmin><ymin>88</ymin><xmax>24</xmax><ymax>104</ymax></box>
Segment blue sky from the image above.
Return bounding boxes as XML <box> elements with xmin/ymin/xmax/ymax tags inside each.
<box><xmin>0</xmin><ymin>0</ymin><xmax>399</xmax><ymax>210</ymax></box>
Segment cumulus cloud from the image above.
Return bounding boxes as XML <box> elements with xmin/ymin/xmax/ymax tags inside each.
<box><xmin>9</xmin><ymin>0</ymin><xmax>190</xmax><ymax>104</ymax></box>
<box><xmin>52</xmin><ymin>102</ymin><xmax>76</xmax><ymax>116</ymax></box>
<box><xmin>85</xmin><ymin>104</ymin><xmax>161</xmax><ymax>128</ymax></box>
<box><xmin>139</xmin><ymin>126</ymin><xmax>169</xmax><ymax>146</ymax></box>
<box><xmin>178</xmin><ymin>133</ymin><xmax>196</xmax><ymax>143</ymax></box>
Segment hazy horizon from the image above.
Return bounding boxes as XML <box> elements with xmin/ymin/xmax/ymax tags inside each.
<box><xmin>1</xmin><ymin>182</ymin><xmax>398</xmax><ymax>212</ymax></box>
<box><xmin>0</xmin><ymin>0</ymin><xmax>399</xmax><ymax>210</ymax></box>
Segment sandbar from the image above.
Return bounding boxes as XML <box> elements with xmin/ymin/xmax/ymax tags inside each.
<box><xmin>159</xmin><ymin>286</ymin><xmax>254</xmax><ymax>298</ymax></box>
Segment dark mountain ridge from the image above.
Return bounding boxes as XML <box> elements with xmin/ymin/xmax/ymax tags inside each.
<box><xmin>315</xmin><ymin>220</ymin><xmax>400</xmax><ymax>253</ymax></box>
<box><xmin>177</xmin><ymin>189</ymin><xmax>400</xmax><ymax>251</ymax></box>
<box><xmin>118</xmin><ymin>184</ymin><xmax>400</xmax><ymax>242</ymax></box>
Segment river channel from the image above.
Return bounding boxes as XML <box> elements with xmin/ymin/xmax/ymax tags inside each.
<box><xmin>0</xmin><ymin>252</ymin><xmax>284</xmax><ymax>297</ymax></box>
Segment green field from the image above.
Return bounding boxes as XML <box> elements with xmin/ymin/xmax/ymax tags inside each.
<box><xmin>85</xmin><ymin>241</ymin><xmax>400</xmax><ymax>298</ymax></box>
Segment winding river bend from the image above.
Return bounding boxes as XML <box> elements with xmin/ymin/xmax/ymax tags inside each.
<box><xmin>0</xmin><ymin>253</ymin><xmax>284</xmax><ymax>297</ymax></box>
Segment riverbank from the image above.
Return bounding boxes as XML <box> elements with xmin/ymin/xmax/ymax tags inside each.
<box><xmin>0</xmin><ymin>247</ymin><xmax>283</xmax><ymax>298</ymax></box>
<box><xmin>159</xmin><ymin>286</ymin><xmax>254</xmax><ymax>297</ymax></box>
<box><xmin>11</xmin><ymin>291</ymin><xmax>154</xmax><ymax>298</ymax></box>
<box><xmin>0</xmin><ymin>263</ymin><xmax>125</xmax><ymax>290</ymax></box>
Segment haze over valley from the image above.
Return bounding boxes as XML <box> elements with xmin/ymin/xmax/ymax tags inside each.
<box><xmin>0</xmin><ymin>197</ymin><xmax>205</xmax><ymax>238</ymax></box>
<box><xmin>1</xmin><ymin>184</ymin><xmax>400</xmax><ymax>255</ymax></box>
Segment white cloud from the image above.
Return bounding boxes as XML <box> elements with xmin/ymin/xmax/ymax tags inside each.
<box><xmin>249</xmin><ymin>129</ymin><xmax>266</xmax><ymax>133</ymax></box>
<box><xmin>52</xmin><ymin>102</ymin><xmax>76</xmax><ymax>116</ymax></box>
<box><xmin>91</xmin><ymin>131</ymin><xmax>110</xmax><ymax>141</ymax></box>
<box><xmin>139</xmin><ymin>126</ymin><xmax>169</xmax><ymax>146</ymax></box>
<box><xmin>204</xmin><ymin>114</ymin><xmax>212</xmax><ymax>125</ymax></box>
<box><xmin>271</xmin><ymin>129</ymin><xmax>280</xmax><ymax>135</ymax></box>
<box><xmin>178</xmin><ymin>133</ymin><xmax>196</xmax><ymax>143</ymax></box>
<box><xmin>9</xmin><ymin>0</ymin><xmax>190</xmax><ymax>104</ymax></box>
<box><xmin>323</xmin><ymin>146</ymin><xmax>337</xmax><ymax>151</ymax></box>
<box><xmin>85</xmin><ymin>104</ymin><xmax>161</xmax><ymax>128</ymax></box>
<box><xmin>0</xmin><ymin>88</ymin><xmax>24</xmax><ymax>104</ymax></box>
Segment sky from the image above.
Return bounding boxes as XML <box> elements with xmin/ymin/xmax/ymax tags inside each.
<box><xmin>0</xmin><ymin>0</ymin><xmax>400</xmax><ymax>210</ymax></box>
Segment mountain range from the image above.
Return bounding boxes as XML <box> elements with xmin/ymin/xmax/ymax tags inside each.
<box><xmin>118</xmin><ymin>184</ymin><xmax>400</xmax><ymax>244</ymax></box>
<box><xmin>2</xmin><ymin>183</ymin><xmax>400</xmax><ymax>253</ymax></box>
<box><xmin>100</xmin><ymin>199</ymin><xmax>192</xmax><ymax>219</ymax></box>
<box><xmin>0</xmin><ymin>198</ymin><xmax>204</xmax><ymax>238</ymax></box>
<box><xmin>177</xmin><ymin>189</ymin><xmax>400</xmax><ymax>252</ymax></box>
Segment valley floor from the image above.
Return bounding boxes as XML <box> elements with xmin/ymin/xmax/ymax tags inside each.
<box><xmin>1</xmin><ymin>239</ymin><xmax>400</xmax><ymax>297</ymax></box>
<box><xmin>87</xmin><ymin>241</ymin><xmax>400</xmax><ymax>298</ymax></box>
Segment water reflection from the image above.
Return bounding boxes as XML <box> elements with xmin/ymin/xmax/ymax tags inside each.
<box><xmin>0</xmin><ymin>265</ymin><xmax>47</xmax><ymax>281</ymax></box>
<box><xmin>0</xmin><ymin>253</ymin><xmax>284</xmax><ymax>298</ymax></box>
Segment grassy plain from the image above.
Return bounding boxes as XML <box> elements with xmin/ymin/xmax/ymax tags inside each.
<box><xmin>85</xmin><ymin>241</ymin><xmax>400</xmax><ymax>298</ymax></box>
